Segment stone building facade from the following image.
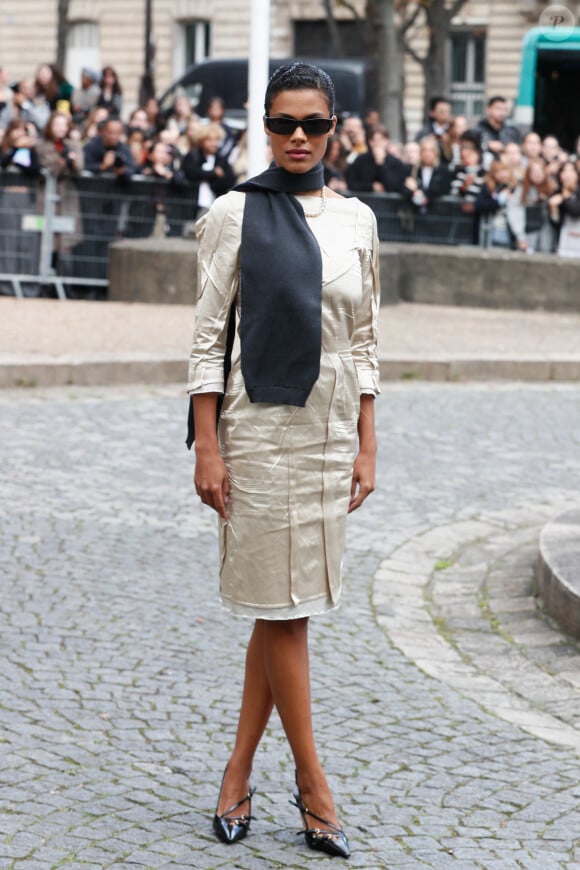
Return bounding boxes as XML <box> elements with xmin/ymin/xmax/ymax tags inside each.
<box><xmin>0</xmin><ymin>1</ymin><xmax>576</xmax><ymax>136</ymax></box>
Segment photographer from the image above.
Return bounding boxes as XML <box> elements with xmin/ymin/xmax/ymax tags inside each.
<box><xmin>83</xmin><ymin>117</ymin><xmax>135</xmax><ymax>178</ymax></box>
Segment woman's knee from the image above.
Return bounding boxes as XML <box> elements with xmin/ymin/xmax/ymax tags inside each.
<box><xmin>260</xmin><ymin>617</ymin><xmax>309</xmax><ymax>643</ymax></box>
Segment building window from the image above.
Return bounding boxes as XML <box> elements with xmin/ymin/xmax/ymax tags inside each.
<box><xmin>174</xmin><ymin>20</ymin><xmax>210</xmax><ymax>78</ymax></box>
<box><xmin>449</xmin><ymin>30</ymin><xmax>486</xmax><ymax>122</ymax></box>
<box><xmin>65</xmin><ymin>21</ymin><xmax>100</xmax><ymax>88</ymax></box>
<box><xmin>294</xmin><ymin>19</ymin><xmax>365</xmax><ymax>58</ymax></box>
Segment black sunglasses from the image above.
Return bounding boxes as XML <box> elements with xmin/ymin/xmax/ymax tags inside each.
<box><xmin>264</xmin><ymin>115</ymin><xmax>334</xmax><ymax>136</ymax></box>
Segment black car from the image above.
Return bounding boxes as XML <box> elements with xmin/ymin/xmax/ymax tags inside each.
<box><xmin>159</xmin><ymin>57</ymin><xmax>368</xmax><ymax>128</ymax></box>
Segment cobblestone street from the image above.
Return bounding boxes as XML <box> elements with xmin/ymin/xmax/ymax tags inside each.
<box><xmin>2</xmin><ymin>382</ymin><xmax>580</xmax><ymax>869</ymax></box>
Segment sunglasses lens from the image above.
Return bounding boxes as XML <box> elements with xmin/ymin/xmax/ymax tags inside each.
<box><xmin>266</xmin><ymin>117</ymin><xmax>333</xmax><ymax>136</ymax></box>
<box><xmin>303</xmin><ymin>118</ymin><xmax>333</xmax><ymax>135</ymax></box>
<box><xmin>266</xmin><ymin>117</ymin><xmax>295</xmax><ymax>135</ymax></box>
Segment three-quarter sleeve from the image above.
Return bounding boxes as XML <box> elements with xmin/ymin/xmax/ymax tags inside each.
<box><xmin>351</xmin><ymin>206</ymin><xmax>381</xmax><ymax>396</ymax></box>
<box><xmin>187</xmin><ymin>191</ymin><xmax>244</xmax><ymax>394</ymax></box>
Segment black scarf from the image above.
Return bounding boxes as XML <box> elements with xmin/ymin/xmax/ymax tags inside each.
<box><xmin>186</xmin><ymin>162</ymin><xmax>324</xmax><ymax>448</ymax></box>
<box><xmin>235</xmin><ymin>162</ymin><xmax>324</xmax><ymax>405</ymax></box>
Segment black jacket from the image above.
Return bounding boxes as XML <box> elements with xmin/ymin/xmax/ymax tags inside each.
<box><xmin>83</xmin><ymin>136</ymin><xmax>136</xmax><ymax>176</ymax></box>
<box><xmin>182</xmin><ymin>149</ymin><xmax>236</xmax><ymax>205</ymax></box>
<box><xmin>345</xmin><ymin>152</ymin><xmax>409</xmax><ymax>193</ymax></box>
<box><xmin>402</xmin><ymin>165</ymin><xmax>453</xmax><ymax>204</ymax></box>
<box><xmin>476</xmin><ymin>119</ymin><xmax>521</xmax><ymax>150</ymax></box>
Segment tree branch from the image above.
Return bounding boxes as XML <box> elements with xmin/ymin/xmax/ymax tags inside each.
<box><xmin>449</xmin><ymin>0</ymin><xmax>470</xmax><ymax>20</ymax></box>
<box><xmin>400</xmin><ymin>2</ymin><xmax>423</xmax><ymax>36</ymax></box>
<box><xmin>401</xmin><ymin>36</ymin><xmax>426</xmax><ymax>67</ymax></box>
<box><xmin>336</xmin><ymin>0</ymin><xmax>360</xmax><ymax>19</ymax></box>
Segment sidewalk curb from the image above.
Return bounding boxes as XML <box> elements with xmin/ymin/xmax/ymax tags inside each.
<box><xmin>2</xmin><ymin>355</ymin><xmax>580</xmax><ymax>389</ymax></box>
<box><xmin>537</xmin><ymin>510</ymin><xmax>580</xmax><ymax>640</ymax></box>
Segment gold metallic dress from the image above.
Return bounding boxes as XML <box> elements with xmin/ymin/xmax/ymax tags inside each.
<box><xmin>187</xmin><ymin>190</ymin><xmax>380</xmax><ymax>619</ymax></box>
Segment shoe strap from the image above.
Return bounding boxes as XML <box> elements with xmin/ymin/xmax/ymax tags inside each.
<box><xmin>289</xmin><ymin>793</ymin><xmax>344</xmax><ymax>836</ymax></box>
<box><xmin>218</xmin><ymin>786</ymin><xmax>256</xmax><ymax>820</ymax></box>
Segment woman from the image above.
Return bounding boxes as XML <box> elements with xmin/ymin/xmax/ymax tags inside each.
<box><xmin>167</xmin><ymin>94</ymin><xmax>195</xmax><ymax>137</ymax></box>
<box><xmin>475</xmin><ymin>159</ymin><xmax>518</xmax><ymax>248</ymax></box>
<box><xmin>176</xmin><ymin>115</ymin><xmax>201</xmax><ymax>156</ymax></box>
<box><xmin>502</xmin><ymin>141</ymin><xmax>525</xmax><ymax>184</ymax></box>
<box><xmin>37</xmin><ymin>110</ymin><xmax>82</xmax><ymax>175</ymax></box>
<box><xmin>187</xmin><ymin>62</ymin><xmax>379</xmax><ymax>858</ymax></box>
<box><xmin>0</xmin><ymin>117</ymin><xmax>40</xmax><ymax>176</ymax></box>
<box><xmin>80</xmin><ymin>106</ymin><xmax>109</xmax><ymax>146</ymax></box>
<box><xmin>402</xmin><ymin>134</ymin><xmax>452</xmax><ymax>211</ymax></box>
<box><xmin>549</xmin><ymin>161</ymin><xmax>580</xmax><ymax>257</ymax></box>
<box><xmin>35</xmin><ymin>63</ymin><xmax>73</xmax><ymax>113</ymax></box>
<box><xmin>521</xmin><ymin>131</ymin><xmax>542</xmax><ymax>165</ymax></box>
<box><xmin>204</xmin><ymin>95</ymin><xmax>237</xmax><ymax>159</ymax></box>
<box><xmin>0</xmin><ymin>119</ymin><xmax>41</xmax><ymax>294</ymax></box>
<box><xmin>508</xmin><ymin>157</ymin><xmax>555</xmax><ymax>253</ymax></box>
<box><xmin>97</xmin><ymin>66</ymin><xmax>123</xmax><ymax>118</ymax></box>
<box><xmin>36</xmin><ymin>111</ymin><xmax>84</xmax><ymax>274</ymax></box>
<box><xmin>442</xmin><ymin>114</ymin><xmax>469</xmax><ymax>168</ymax></box>
<box><xmin>322</xmin><ymin>133</ymin><xmax>348</xmax><ymax>192</ymax></box>
<box><xmin>451</xmin><ymin>137</ymin><xmax>485</xmax><ymax>209</ymax></box>
<box><xmin>182</xmin><ymin>123</ymin><xmax>236</xmax><ymax>218</ymax></box>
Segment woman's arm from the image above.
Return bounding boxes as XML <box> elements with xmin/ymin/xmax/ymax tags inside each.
<box><xmin>188</xmin><ymin>193</ymin><xmax>242</xmax><ymax>518</ymax></box>
<box><xmin>349</xmin><ymin>394</ymin><xmax>376</xmax><ymax>513</ymax></box>
<box><xmin>349</xmin><ymin>205</ymin><xmax>380</xmax><ymax>512</ymax></box>
<box><xmin>193</xmin><ymin>393</ymin><xmax>230</xmax><ymax>520</ymax></box>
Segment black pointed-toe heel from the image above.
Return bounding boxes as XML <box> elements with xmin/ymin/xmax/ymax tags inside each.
<box><xmin>212</xmin><ymin>766</ymin><xmax>256</xmax><ymax>845</ymax></box>
<box><xmin>290</xmin><ymin>784</ymin><xmax>350</xmax><ymax>859</ymax></box>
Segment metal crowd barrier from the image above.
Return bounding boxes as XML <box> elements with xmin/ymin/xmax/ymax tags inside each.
<box><xmin>0</xmin><ymin>172</ymin><xmax>197</xmax><ymax>299</ymax></box>
<box><xmin>0</xmin><ymin>174</ymin><xmax>489</xmax><ymax>300</ymax></box>
<box><xmin>351</xmin><ymin>192</ymin><xmax>481</xmax><ymax>246</ymax></box>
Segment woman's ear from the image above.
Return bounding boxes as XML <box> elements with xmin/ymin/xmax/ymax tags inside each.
<box><xmin>330</xmin><ymin>115</ymin><xmax>338</xmax><ymax>135</ymax></box>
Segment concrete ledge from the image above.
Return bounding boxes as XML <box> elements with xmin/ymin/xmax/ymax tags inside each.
<box><xmin>537</xmin><ymin>510</ymin><xmax>580</xmax><ymax>639</ymax></box>
<box><xmin>2</xmin><ymin>354</ymin><xmax>580</xmax><ymax>390</ymax></box>
<box><xmin>0</xmin><ymin>356</ymin><xmax>188</xmax><ymax>389</ymax></box>
<box><xmin>383</xmin><ymin>244</ymin><xmax>580</xmax><ymax>311</ymax></box>
<box><xmin>108</xmin><ymin>238</ymin><xmax>580</xmax><ymax>310</ymax></box>
<box><xmin>108</xmin><ymin>238</ymin><xmax>197</xmax><ymax>305</ymax></box>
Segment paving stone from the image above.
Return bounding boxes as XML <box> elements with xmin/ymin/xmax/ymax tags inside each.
<box><xmin>2</xmin><ymin>383</ymin><xmax>580</xmax><ymax>868</ymax></box>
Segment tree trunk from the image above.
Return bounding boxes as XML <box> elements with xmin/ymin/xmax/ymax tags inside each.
<box><xmin>423</xmin><ymin>1</ymin><xmax>450</xmax><ymax>118</ymax></box>
<box><xmin>56</xmin><ymin>0</ymin><xmax>69</xmax><ymax>71</ymax></box>
<box><xmin>139</xmin><ymin>0</ymin><xmax>155</xmax><ymax>105</ymax></box>
<box><xmin>366</xmin><ymin>0</ymin><xmax>402</xmax><ymax>139</ymax></box>
<box><xmin>399</xmin><ymin>0</ymin><xmax>471</xmax><ymax>124</ymax></box>
<box><xmin>376</xmin><ymin>0</ymin><xmax>402</xmax><ymax>140</ymax></box>
<box><xmin>322</xmin><ymin>0</ymin><xmax>345</xmax><ymax>58</ymax></box>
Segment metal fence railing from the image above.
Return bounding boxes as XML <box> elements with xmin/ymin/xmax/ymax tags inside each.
<box><xmin>0</xmin><ymin>172</ymin><xmax>198</xmax><ymax>299</ymax></box>
<box><xmin>0</xmin><ymin>174</ymin><xmax>507</xmax><ymax>300</ymax></box>
<box><xmin>352</xmin><ymin>192</ymin><xmax>483</xmax><ymax>246</ymax></box>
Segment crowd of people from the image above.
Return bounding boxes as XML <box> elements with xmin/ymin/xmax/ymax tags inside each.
<box><xmin>1</xmin><ymin>63</ymin><xmax>580</xmax><ymax>258</ymax></box>
<box><xmin>325</xmin><ymin>96</ymin><xmax>580</xmax><ymax>255</ymax></box>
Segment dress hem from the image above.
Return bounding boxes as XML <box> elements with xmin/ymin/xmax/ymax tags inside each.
<box><xmin>218</xmin><ymin>595</ymin><xmax>340</xmax><ymax>621</ymax></box>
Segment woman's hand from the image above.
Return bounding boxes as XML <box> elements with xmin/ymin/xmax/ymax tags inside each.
<box><xmin>349</xmin><ymin>394</ymin><xmax>377</xmax><ymax>513</ymax></box>
<box><xmin>349</xmin><ymin>448</ymin><xmax>376</xmax><ymax>513</ymax></box>
<box><xmin>194</xmin><ymin>446</ymin><xmax>230</xmax><ymax>520</ymax></box>
<box><xmin>192</xmin><ymin>393</ymin><xmax>230</xmax><ymax>520</ymax></box>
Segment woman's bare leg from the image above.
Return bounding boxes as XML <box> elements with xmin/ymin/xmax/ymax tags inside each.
<box><xmin>217</xmin><ymin>620</ymin><xmax>274</xmax><ymax>815</ymax></box>
<box><xmin>217</xmin><ymin>617</ymin><xmax>338</xmax><ymax>829</ymax></box>
<box><xmin>262</xmin><ymin>618</ymin><xmax>339</xmax><ymax>828</ymax></box>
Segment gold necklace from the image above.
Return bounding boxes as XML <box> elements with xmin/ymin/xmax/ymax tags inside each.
<box><xmin>301</xmin><ymin>188</ymin><xmax>327</xmax><ymax>218</ymax></box>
